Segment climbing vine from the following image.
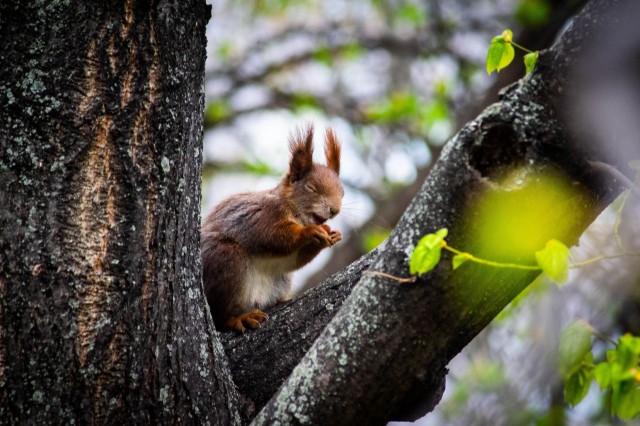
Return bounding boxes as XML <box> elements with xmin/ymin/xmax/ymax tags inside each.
<box><xmin>486</xmin><ymin>29</ymin><xmax>539</xmax><ymax>75</ymax></box>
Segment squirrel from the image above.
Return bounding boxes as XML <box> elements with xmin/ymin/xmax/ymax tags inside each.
<box><xmin>201</xmin><ymin>125</ymin><xmax>344</xmax><ymax>333</ymax></box>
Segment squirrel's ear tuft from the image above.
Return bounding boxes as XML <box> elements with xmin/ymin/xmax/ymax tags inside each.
<box><xmin>288</xmin><ymin>124</ymin><xmax>314</xmax><ymax>182</ymax></box>
<box><xmin>324</xmin><ymin>128</ymin><xmax>341</xmax><ymax>175</ymax></box>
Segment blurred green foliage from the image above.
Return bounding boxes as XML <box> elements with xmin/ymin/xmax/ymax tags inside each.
<box><xmin>291</xmin><ymin>92</ymin><xmax>321</xmax><ymax>113</ymax></box>
<box><xmin>365</xmin><ymin>91</ymin><xmax>451</xmax><ymax>137</ymax></box>
<box><xmin>242</xmin><ymin>159</ymin><xmax>280</xmax><ymax>176</ymax></box>
<box><xmin>516</xmin><ymin>0</ymin><xmax>551</xmax><ymax>27</ymax></box>
<box><xmin>204</xmin><ymin>100</ymin><xmax>231</xmax><ymax>125</ymax></box>
<box><xmin>393</xmin><ymin>3</ymin><xmax>428</xmax><ymax>28</ymax></box>
<box><xmin>594</xmin><ymin>334</ymin><xmax>640</xmax><ymax>419</ymax></box>
<box><xmin>252</xmin><ymin>0</ymin><xmax>308</xmax><ymax>15</ymax></box>
<box><xmin>362</xmin><ymin>228</ymin><xmax>391</xmax><ymax>252</ymax></box>
<box><xmin>559</xmin><ymin>322</ymin><xmax>640</xmax><ymax>419</ymax></box>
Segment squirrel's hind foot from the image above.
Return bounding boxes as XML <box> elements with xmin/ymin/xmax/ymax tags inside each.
<box><xmin>226</xmin><ymin>309</ymin><xmax>269</xmax><ymax>333</ymax></box>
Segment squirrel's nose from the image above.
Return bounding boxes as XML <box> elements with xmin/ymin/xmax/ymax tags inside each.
<box><xmin>329</xmin><ymin>207</ymin><xmax>339</xmax><ymax>217</ymax></box>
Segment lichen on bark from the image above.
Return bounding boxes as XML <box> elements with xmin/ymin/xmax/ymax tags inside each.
<box><xmin>0</xmin><ymin>1</ymin><xmax>238</xmax><ymax>424</ymax></box>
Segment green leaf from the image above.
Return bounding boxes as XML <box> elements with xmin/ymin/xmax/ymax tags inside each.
<box><xmin>613</xmin><ymin>380</ymin><xmax>640</xmax><ymax>419</ymax></box>
<box><xmin>558</xmin><ymin>320</ymin><xmax>593</xmax><ymax>378</ymax></box>
<box><xmin>615</xmin><ymin>335</ymin><xmax>637</xmax><ymax>370</ymax></box>
<box><xmin>564</xmin><ymin>359</ymin><xmax>593</xmax><ymax>406</ymax></box>
<box><xmin>609</xmin><ymin>361</ymin><xmax>627</xmax><ymax>383</ymax></box>
<box><xmin>620</xmin><ymin>334</ymin><xmax>640</xmax><ymax>355</ymax></box>
<box><xmin>535</xmin><ymin>239</ymin><xmax>571</xmax><ymax>284</ymax></box>
<box><xmin>486</xmin><ymin>37</ymin><xmax>515</xmax><ymax>74</ymax></box>
<box><xmin>410</xmin><ymin>228</ymin><xmax>448</xmax><ymax>275</ymax></box>
<box><xmin>524</xmin><ymin>51</ymin><xmax>539</xmax><ymax>74</ymax></box>
<box><xmin>594</xmin><ymin>362</ymin><xmax>612</xmax><ymax>389</ymax></box>
<box><xmin>452</xmin><ymin>254</ymin><xmax>469</xmax><ymax>270</ymax></box>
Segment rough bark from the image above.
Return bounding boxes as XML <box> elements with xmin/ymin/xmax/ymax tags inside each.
<box><xmin>218</xmin><ymin>0</ymin><xmax>630</xmax><ymax>423</ymax></box>
<box><xmin>0</xmin><ymin>1</ymin><xmax>238</xmax><ymax>424</ymax></box>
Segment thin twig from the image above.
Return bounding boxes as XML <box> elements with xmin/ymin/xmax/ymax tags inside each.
<box><xmin>363</xmin><ymin>271</ymin><xmax>417</xmax><ymax>283</ymax></box>
<box><xmin>442</xmin><ymin>244</ymin><xmax>540</xmax><ymax>271</ymax></box>
<box><xmin>591</xmin><ymin>328</ymin><xmax>618</xmax><ymax>346</ymax></box>
<box><xmin>511</xmin><ymin>40</ymin><xmax>535</xmax><ymax>54</ymax></box>
<box><xmin>569</xmin><ymin>251</ymin><xmax>640</xmax><ymax>268</ymax></box>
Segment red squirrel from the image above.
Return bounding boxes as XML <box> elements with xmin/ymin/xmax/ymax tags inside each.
<box><xmin>202</xmin><ymin>125</ymin><xmax>344</xmax><ymax>332</ymax></box>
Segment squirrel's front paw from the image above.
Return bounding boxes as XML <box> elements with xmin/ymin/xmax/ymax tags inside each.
<box><xmin>308</xmin><ymin>225</ymin><xmax>333</xmax><ymax>246</ymax></box>
<box><xmin>226</xmin><ymin>309</ymin><xmax>269</xmax><ymax>333</ymax></box>
<box><xmin>311</xmin><ymin>224</ymin><xmax>341</xmax><ymax>246</ymax></box>
<box><xmin>318</xmin><ymin>224</ymin><xmax>342</xmax><ymax>246</ymax></box>
<box><xmin>329</xmin><ymin>229</ymin><xmax>342</xmax><ymax>245</ymax></box>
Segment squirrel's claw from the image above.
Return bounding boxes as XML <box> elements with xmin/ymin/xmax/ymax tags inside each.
<box><xmin>329</xmin><ymin>230</ymin><xmax>342</xmax><ymax>245</ymax></box>
<box><xmin>226</xmin><ymin>309</ymin><xmax>269</xmax><ymax>333</ymax></box>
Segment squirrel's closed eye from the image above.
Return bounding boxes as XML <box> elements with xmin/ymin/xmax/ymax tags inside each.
<box><xmin>305</xmin><ymin>184</ymin><xmax>317</xmax><ymax>193</ymax></box>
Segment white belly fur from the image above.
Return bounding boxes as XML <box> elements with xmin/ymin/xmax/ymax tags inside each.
<box><xmin>240</xmin><ymin>254</ymin><xmax>296</xmax><ymax>311</ymax></box>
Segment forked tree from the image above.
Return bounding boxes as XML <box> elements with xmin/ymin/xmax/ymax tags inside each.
<box><xmin>0</xmin><ymin>0</ymin><xmax>637</xmax><ymax>424</ymax></box>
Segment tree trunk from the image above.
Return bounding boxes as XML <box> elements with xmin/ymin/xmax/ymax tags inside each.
<box><xmin>0</xmin><ymin>1</ymin><xmax>239</xmax><ymax>424</ymax></box>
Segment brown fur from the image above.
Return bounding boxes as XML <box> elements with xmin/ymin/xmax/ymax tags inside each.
<box><xmin>202</xmin><ymin>125</ymin><xmax>344</xmax><ymax>332</ymax></box>
<box><xmin>324</xmin><ymin>128</ymin><xmax>341</xmax><ymax>175</ymax></box>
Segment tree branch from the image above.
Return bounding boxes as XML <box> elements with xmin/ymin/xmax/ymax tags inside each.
<box><xmin>207</xmin><ymin>27</ymin><xmax>443</xmax><ymax>93</ymax></box>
